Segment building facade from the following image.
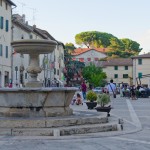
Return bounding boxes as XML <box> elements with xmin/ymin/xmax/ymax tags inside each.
<box><xmin>0</xmin><ymin>0</ymin><xmax>16</xmax><ymax>87</ymax></box>
<box><xmin>72</xmin><ymin>48</ymin><xmax>107</xmax><ymax>65</ymax></box>
<box><xmin>100</xmin><ymin>58</ymin><xmax>133</xmax><ymax>85</ymax></box>
<box><xmin>12</xmin><ymin>14</ymin><xmax>65</xmax><ymax>87</ymax></box>
<box><xmin>132</xmin><ymin>53</ymin><xmax>150</xmax><ymax>87</ymax></box>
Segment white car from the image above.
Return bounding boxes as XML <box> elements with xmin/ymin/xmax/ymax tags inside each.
<box><xmin>92</xmin><ymin>87</ymin><xmax>103</xmax><ymax>94</ymax></box>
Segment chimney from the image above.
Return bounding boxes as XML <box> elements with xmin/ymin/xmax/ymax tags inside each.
<box><xmin>26</xmin><ymin>21</ymin><xmax>28</xmax><ymax>25</ymax></box>
<box><xmin>22</xmin><ymin>14</ymin><xmax>25</xmax><ymax>23</ymax></box>
<box><xmin>33</xmin><ymin>25</ymin><xmax>36</xmax><ymax>29</ymax></box>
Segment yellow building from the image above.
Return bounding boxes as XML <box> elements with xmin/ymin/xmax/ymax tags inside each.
<box><xmin>101</xmin><ymin>58</ymin><xmax>133</xmax><ymax>85</ymax></box>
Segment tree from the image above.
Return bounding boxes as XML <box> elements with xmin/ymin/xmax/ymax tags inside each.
<box><xmin>75</xmin><ymin>31</ymin><xmax>117</xmax><ymax>48</ymax></box>
<box><xmin>64</xmin><ymin>45</ymin><xmax>85</xmax><ymax>86</ymax></box>
<box><xmin>120</xmin><ymin>38</ymin><xmax>142</xmax><ymax>54</ymax></box>
<box><xmin>82</xmin><ymin>63</ymin><xmax>106</xmax><ymax>87</ymax></box>
<box><xmin>75</xmin><ymin>31</ymin><xmax>142</xmax><ymax>58</ymax></box>
<box><xmin>65</xmin><ymin>43</ymin><xmax>76</xmax><ymax>54</ymax></box>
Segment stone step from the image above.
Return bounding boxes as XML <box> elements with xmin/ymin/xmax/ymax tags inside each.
<box><xmin>59</xmin><ymin>122</ymin><xmax>118</xmax><ymax>136</ymax></box>
<box><xmin>0</xmin><ymin>122</ymin><xmax>118</xmax><ymax>136</ymax></box>
<box><xmin>0</xmin><ymin>116</ymin><xmax>108</xmax><ymax>128</ymax></box>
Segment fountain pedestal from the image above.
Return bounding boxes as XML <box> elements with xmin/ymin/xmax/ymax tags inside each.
<box><xmin>12</xmin><ymin>39</ymin><xmax>56</xmax><ymax>88</ymax></box>
<box><xmin>26</xmin><ymin>53</ymin><xmax>42</xmax><ymax>87</ymax></box>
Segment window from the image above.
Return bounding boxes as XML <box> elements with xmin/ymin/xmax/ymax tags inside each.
<box><xmin>138</xmin><ymin>72</ymin><xmax>142</xmax><ymax>78</ymax></box>
<box><xmin>114</xmin><ymin>74</ymin><xmax>118</xmax><ymax>78</ymax></box>
<box><xmin>5</xmin><ymin>20</ymin><xmax>9</xmax><ymax>32</ymax></box>
<box><xmin>61</xmin><ymin>53</ymin><xmax>63</xmax><ymax>60</ymax></box>
<box><xmin>0</xmin><ymin>16</ymin><xmax>4</xmax><ymax>29</ymax></box>
<box><xmin>79</xmin><ymin>58</ymin><xmax>84</xmax><ymax>62</ymax></box>
<box><xmin>30</xmin><ymin>34</ymin><xmax>33</xmax><ymax>39</ymax></box>
<box><xmin>57</xmin><ymin>69</ymin><xmax>59</xmax><ymax>75</ymax></box>
<box><xmin>94</xmin><ymin>58</ymin><xmax>99</xmax><ymax>61</ymax></box>
<box><xmin>54</xmin><ymin>68</ymin><xmax>56</xmax><ymax>75</ymax></box>
<box><xmin>5</xmin><ymin>46</ymin><xmax>8</xmax><ymax>58</ymax></box>
<box><xmin>125</xmin><ymin>66</ymin><xmax>128</xmax><ymax>70</ymax></box>
<box><xmin>87</xmin><ymin>58</ymin><xmax>91</xmax><ymax>61</ymax></box>
<box><xmin>25</xmin><ymin>73</ymin><xmax>27</xmax><ymax>79</ymax></box>
<box><xmin>0</xmin><ymin>0</ymin><xmax>2</xmax><ymax>6</ymax></box>
<box><xmin>123</xmin><ymin>74</ymin><xmax>128</xmax><ymax>78</ymax></box>
<box><xmin>0</xmin><ymin>44</ymin><xmax>3</xmax><ymax>56</ymax></box>
<box><xmin>5</xmin><ymin>2</ymin><xmax>7</xmax><ymax>10</ymax></box>
<box><xmin>114</xmin><ymin>66</ymin><xmax>118</xmax><ymax>70</ymax></box>
<box><xmin>138</xmin><ymin>59</ymin><xmax>142</xmax><ymax>65</ymax></box>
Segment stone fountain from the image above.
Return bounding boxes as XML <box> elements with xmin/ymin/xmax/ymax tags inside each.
<box><xmin>0</xmin><ymin>39</ymin><xmax>77</xmax><ymax>117</ymax></box>
<box><xmin>0</xmin><ymin>39</ymin><xmax>118</xmax><ymax>136</ymax></box>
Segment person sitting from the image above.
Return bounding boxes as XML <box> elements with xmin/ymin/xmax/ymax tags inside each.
<box><xmin>76</xmin><ymin>93</ymin><xmax>83</xmax><ymax>105</ymax></box>
<box><xmin>139</xmin><ymin>86</ymin><xmax>145</xmax><ymax>92</ymax></box>
<box><xmin>130</xmin><ymin>86</ymin><xmax>136</xmax><ymax>100</ymax></box>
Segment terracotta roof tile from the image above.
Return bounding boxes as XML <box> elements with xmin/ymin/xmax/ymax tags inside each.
<box><xmin>72</xmin><ymin>48</ymin><xmax>107</xmax><ymax>56</ymax></box>
<box><xmin>131</xmin><ymin>53</ymin><xmax>150</xmax><ymax>58</ymax></box>
<box><xmin>100</xmin><ymin>58</ymin><xmax>133</xmax><ymax>67</ymax></box>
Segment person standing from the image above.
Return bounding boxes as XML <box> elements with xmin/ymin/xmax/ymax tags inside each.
<box><xmin>81</xmin><ymin>81</ymin><xmax>87</xmax><ymax>101</ymax></box>
<box><xmin>107</xmin><ymin>79</ymin><xmax>116</xmax><ymax>107</ymax></box>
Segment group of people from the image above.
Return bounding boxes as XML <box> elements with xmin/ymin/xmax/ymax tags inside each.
<box><xmin>120</xmin><ymin>84</ymin><xmax>149</xmax><ymax>100</ymax></box>
<box><xmin>72</xmin><ymin>79</ymin><xmax>117</xmax><ymax>105</ymax></box>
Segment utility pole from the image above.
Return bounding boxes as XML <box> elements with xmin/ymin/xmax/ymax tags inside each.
<box><xmin>17</xmin><ymin>1</ymin><xmax>26</xmax><ymax>15</ymax></box>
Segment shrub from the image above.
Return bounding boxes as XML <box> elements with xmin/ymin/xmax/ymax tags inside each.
<box><xmin>97</xmin><ymin>93</ymin><xmax>110</xmax><ymax>107</ymax></box>
<box><xmin>86</xmin><ymin>91</ymin><xmax>97</xmax><ymax>102</ymax></box>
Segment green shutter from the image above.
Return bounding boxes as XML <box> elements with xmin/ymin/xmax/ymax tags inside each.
<box><xmin>0</xmin><ymin>16</ymin><xmax>4</xmax><ymax>29</ymax></box>
<box><xmin>6</xmin><ymin>20</ymin><xmax>9</xmax><ymax>32</ymax></box>
<box><xmin>6</xmin><ymin>46</ymin><xmax>8</xmax><ymax>58</ymax></box>
<box><xmin>138</xmin><ymin>72</ymin><xmax>142</xmax><ymax>78</ymax></box>
<box><xmin>0</xmin><ymin>44</ymin><xmax>3</xmax><ymax>56</ymax></box>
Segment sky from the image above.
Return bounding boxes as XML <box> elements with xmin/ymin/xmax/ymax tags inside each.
<box><xmin>12</xmin><ymin>0</ymin><xmax>150</xmax><ymax>54</ymax></box>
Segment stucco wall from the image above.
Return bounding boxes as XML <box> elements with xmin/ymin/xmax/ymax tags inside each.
<box><xmin>103</xmin><ymin>66</ymin><xmax>132</xmax><ymax>85</ymax></box>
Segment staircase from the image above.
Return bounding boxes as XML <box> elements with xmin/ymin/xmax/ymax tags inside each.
<box><xmin>0</xmin><ymin>114</ymin><xmax>118</xmax><ymax>136</ymax></box>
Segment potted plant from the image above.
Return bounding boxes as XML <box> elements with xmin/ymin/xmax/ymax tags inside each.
<box><xmin>86</xmin><ymin>90</ymin><xmax>97</xmax><ymax>109</ymax></box>
<box><xmin>95</xmin><ymin>93</ymin><xmax>111</xmax><ymax>116</ymax></box>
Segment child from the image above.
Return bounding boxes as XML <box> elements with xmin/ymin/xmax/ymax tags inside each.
<box><xmin>76</xmin><ymin>93</ymin><xmax>83</xmax><ymax>105</ymax></box>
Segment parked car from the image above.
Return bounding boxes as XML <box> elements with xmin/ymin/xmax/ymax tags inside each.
<box><xmin>92</xmin><ymin>87</ymin><xmax>103</xmax><ymax>94</ymax></box>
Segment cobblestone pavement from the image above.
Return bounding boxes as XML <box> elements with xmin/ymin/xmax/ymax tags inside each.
<box><xmin>0</xmin><ymin>96</ymin><xmax>150</xmax><ymax>150</ymax></box>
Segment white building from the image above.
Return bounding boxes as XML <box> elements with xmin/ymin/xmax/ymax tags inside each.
<box><xmin>72</xmin><ymin>48</ymin><xmax>107</xmax><ymax>65</ymax></box>
<box><xmin>12</xmin><ymin>14</ymin><xmax>65</xmax><ymax>87</ymax></box>
<box><xmin>0</xmin><ymin>0</ymin><xmax>16</xmax><ymax>87</ymax></box>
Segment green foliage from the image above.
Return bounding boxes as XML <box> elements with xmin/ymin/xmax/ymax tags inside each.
<box><xmin>97</xmin><ymin>93</ymin><xmax>110</xmax><ymax>107</ymax></box>
<box><xmin>75</xmin><ymin>31</ymin><xmax>142</xmax><ymax>58</ymax></box>
<box><xmin>64</xmin><ymin>43</ymin><xmax>84</xmax><ymax>85</ymax></box>
<box><xmin>121</xmin><ymin>38</ymin><xmax>142</xmax><ymax>54</ymax></box>
<box><xmin>75</xmin><ymin>31</ymin><xmax>116</xmax><ymax>48</ymax></box>
<box><xmin>86</xmin><ymin>90</ymin><xmax>97</xmax><ymax>102</ymax></box>
<box><xmin>82</xmin><ymin>63</ymin><xmax>106</xmax><ymax>87</ymax></box>
<box><xmin>65</xmin><ymin>43</ymin><xmax>76</xmax><ymax>54</ymax></box>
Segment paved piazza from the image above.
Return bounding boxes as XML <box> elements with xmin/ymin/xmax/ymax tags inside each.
<box><xmin>0</xmin><ymin>96</ymin><xmax>150</xmax><ymax>150</ymax></box>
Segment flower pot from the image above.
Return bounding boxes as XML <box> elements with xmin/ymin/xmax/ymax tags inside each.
<box><xmin>95</xmin><ymin>106</ymin><xmax>111</xmax><ymax>117</ymax></box>
<box><xmin>85</xmin><ymin>101</ymin><xmax>97</xmax><ymax>109</ymax></box>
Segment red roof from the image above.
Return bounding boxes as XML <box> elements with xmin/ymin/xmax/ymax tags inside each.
<box><xmin>99</xmin><ymin>58</ymin><xmax>133</xmax><ymax>67</ymax></box>
<box><xmin>72</xmin><ymin>48</ymin><xmax>107</xmax><ymax>56</ymax></box>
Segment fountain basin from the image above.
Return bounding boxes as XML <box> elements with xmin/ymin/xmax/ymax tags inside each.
<box><xmin>11</xmin><ymin>39</ymin><xmax>57</xmax><ymax>54</ymax></box>
<box><xmin>0</xmin><ymin>87</ymin><xmax>77</xmax><ymax>117</ymax></box>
